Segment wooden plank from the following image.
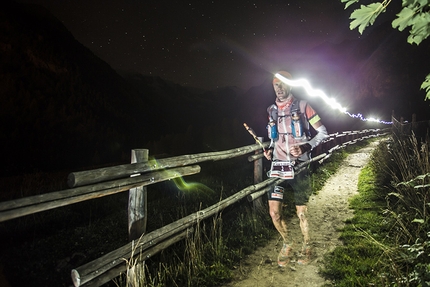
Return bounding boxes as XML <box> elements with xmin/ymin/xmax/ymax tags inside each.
<box><xmin>247</xmin><ymin>186</ymin><xmax>273</xmax><ymax>202</ymax></box>
<box><xmin>252</xmin><ymin>137</ymin><xmax>264</xmax><ymax>211</ymax></box>
<box><xmin>73</xmin><ymin>228</ymin><xmax>192</xmax><ymax>287</ymax></box>
<box><xmin>128</xmin><ymin>149</ymin><xmax>148</xmax><ymax>241</ymax></box>
<box><xmin>0</xmin><ymin>166</ymin><xmax>200</xmax><ymax>222</ymax></box>
<box><xmin>71</xmin><ymin>177</ymin><xmax>282</xmax><ymax>286</ymax></box>
<box><xmin>68</xmin><ymin>142</ymin><xmax>267</xmax><ymax>187</ymax></box>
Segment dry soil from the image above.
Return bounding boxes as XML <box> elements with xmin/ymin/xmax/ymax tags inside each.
<box><xmin>224</xmin><ymin>140</ymin><xmax>380</xmax><ymax>287</ymax></box>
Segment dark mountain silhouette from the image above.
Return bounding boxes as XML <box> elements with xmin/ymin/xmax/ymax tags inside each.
<box><xmin>0</xmin><ymin>1</ymin><xmax>253</xmax><ymax>175</ymax></box>
<box><xmin>284</xmin><ymin>21</ymin><xmax>430</xmax><ymax>123</ymax></box>
<box><xmin>1</xmin><ymin>1</ymin><xmax>429</xmax><ymax>176</ymax></box>
<box><xmin>1</xmin><ymin>1</ymin><xmax>165</xmax><ymax>174</ymax></box>
<box><xmin>0</xmin><ymin>1</ymin><xmax>232</xmax><ymax>175</ymax></box>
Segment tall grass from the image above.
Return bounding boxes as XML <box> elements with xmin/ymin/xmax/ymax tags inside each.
<box><xmin>0</xmin><ymin>139</ymin><xmax>373</xmax><ymax>287</ymax></box>
<box><xmin>118</xmin><ymin>203</ymin><xmax>275</xmax><ymax>287</ymax></box>
<box><xmin>373</xmin><ymin>134</ymin><xmax>430</xmax><ymax>286</ymax></box>
<box><xmin>118</xmin><ymin>141</ymin><xmax>372</xmax><ymax>287</ymax></box>
<box><xmin>109</xmin><ymin>156</ymin><xmax>275</xmax><ymax>287</ymax></box>
<box><xmin>322</xmin><ymin>134</ymin><xmax>430</xmax><ymax>286</ymax></box>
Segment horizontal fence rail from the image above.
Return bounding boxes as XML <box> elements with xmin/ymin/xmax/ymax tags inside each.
<box><xmin>72</xmin><ymin>129</ymin><xmax>390</xmax><ymax>287</ymax></box>
<box><xmin>68</xmin><ymin>143</ymin><xmax>267</xmax><ymax>188</ymax></box>
<box><xmin>0</xmin><ymin>128</ymin><xmax>391</xmax><ymax>286</ymax></box>
<box><xmin>0</xmin><ymin>166</ymin><xmax>201</xmax><ymax>222</ymax></box>
<box><xmin>71</xmin><ymin>177</ymin><xmax>284</xmax><ymax>287</ymax></box>
<box><xmin>392</xmin><ymin>115</ymin><xmax>430</xmax><ymax>138</ymax></box>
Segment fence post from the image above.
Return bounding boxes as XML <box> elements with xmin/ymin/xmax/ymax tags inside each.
<box><xmin>412</xmin><ymin>113</ymin><xmax>417</xmax><ymax>133</ymax></box>
<box><xmin>253</xmin><ymin>137</ymin><xmax>264</xmax><ymax>212</ymax></box>
<box><xmin>128</xmin><ymin>149</ymin><xmax>148</xmax><ymax>241</ymax></box>
<box><xmin>400</xmin><ymin>116</ymin><xmax>405</xmax><ymax>134</ymax></box>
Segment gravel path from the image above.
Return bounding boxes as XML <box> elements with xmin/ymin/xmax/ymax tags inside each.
<box><xmin>224</xmin><ymin>141</ymin><xmax>380</xmax><ymax>287</ymax></box>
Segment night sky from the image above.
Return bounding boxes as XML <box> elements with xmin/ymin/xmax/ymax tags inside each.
<box><xmin>18</xmin><ymin>0</ymin><xmax>364</xmax><ymax>90</ymax></box>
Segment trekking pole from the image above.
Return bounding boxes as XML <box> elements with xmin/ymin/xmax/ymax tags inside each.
<box><xmin>243</xmin><ymin>123</ymin><xmax>266</xmax><ymax>152</ymax></box>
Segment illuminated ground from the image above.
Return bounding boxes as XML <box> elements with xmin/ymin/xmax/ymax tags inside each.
<box><xmin>224</xmin><ymin>140</ymin><xmax>380</xmax><ymax>287</ymax></box>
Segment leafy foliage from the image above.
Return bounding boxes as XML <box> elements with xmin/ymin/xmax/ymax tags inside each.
<box><xmin>341</xmin><ymin>0</ymin><xmax>430</xmax><ymax>101</ymax></box>
<box><xmin>392</xmin><ymin>2</ymin><xmax>430</xmax><ymax>45</ymax></box>
<box><xmin>341</xmin><ymin>0</ymin><xmax>359</xmax><ymax>10</ymax></box>
<box><xmin>369</xmin><ymin>135</ymin><xmax>430</xmax><ymax>285</ymax></box>
<box><xmin>422</xmin><ymin>73</ymin><xmax>430</xmax><ymax>101</ymax></box>
<box><xmin>350</xmin><ymin>3</ymin><xmax>387</xmax><ymax>34</ymax></box>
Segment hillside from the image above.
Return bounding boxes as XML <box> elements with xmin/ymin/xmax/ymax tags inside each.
<box><xmin>1</xmin><ymin>1</ymin><xmax>430</xmax><ymax>176</ymax></box>
<box><xmin>286</xmin><ymin>22</ymin><xmax>430</xmax><ymax>122</ymax></box>
<box><xmin>0</xmin><ymin>2</ymin><xmax>158</xmax><ymax>174</ymax></box>
<box><xmin>1</xmin><ymin>2</ymin><xmax>240</xmax><ymax>175</ymax></box>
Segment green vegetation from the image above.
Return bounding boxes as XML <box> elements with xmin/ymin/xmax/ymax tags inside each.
<box><xmin>320</xmin><ymin>164</ymin><xmax>388</xmax><ymax>286</ymax></box>
<box><xmin>111</xmin><ymin>157</ymin><xmax>274</xmax><ymax>287</ymax></box>
<box><xmin>340</xmin><ymin>0</ymin><xmax>430</xmax><ymax>100</ymax></box>
<box><xmin>113</xmin><ymin>140</ymin><xmax>373</xmax><ymax>287</ymax></box>
<box><xmin>0</xmin><ymin>138</ymin><xmax>375</xmax><ymax>287</ymax></box>
<box><xmin>321</xmin><ymin>133</ymin><xmax>430</xmax><ymax>286</ymax></box>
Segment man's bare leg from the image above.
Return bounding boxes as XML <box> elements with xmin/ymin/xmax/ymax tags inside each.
<box><xmin>268</xmin><ymin>200</ymin><xmax>288</xmax><ymax>242</ymax></box>
<box><xmin>269</xmin><ymin>200</ymin><xmax>292</xmax><ymax>266</ymax></box>
<box><xmin>296</xmin><ymin>205</ymin><xmax>309</xmax><ymax>244</ymax></box>
<box><xmin>296</xmin><ymin>205</ymin><xmax>311</xmax><ymax>264</ymax></box>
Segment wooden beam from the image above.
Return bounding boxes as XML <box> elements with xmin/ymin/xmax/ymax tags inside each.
<box><xmin>71</xmin><ymin>177</ymin><xmax>281</xmax><ymax>286</ymax></box>
<box><xmin>128</xmin><ymin>149</ymin><xmax>148</xmax><ymax>241</ymax></box>
<box><xmin>68</xmin><ymin>143</ymin><xmax>266</xmax><ymax>188</ymax></box>
<box><xmin>72</xmin><ymin>228</ymin><xmax>192</xmax><ymax>287</ymax></box>
<box><xmin>0</xmin><ymin>166</ymin><xmax>200</xmax><ymax>222</ymax></box>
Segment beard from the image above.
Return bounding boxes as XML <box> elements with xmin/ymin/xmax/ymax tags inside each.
<box><xmin>276</xmin><ymin>91</ymin><xmax>291</xmax><ymax>102</ymax></box>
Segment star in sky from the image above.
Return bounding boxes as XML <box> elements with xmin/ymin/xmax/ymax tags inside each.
<box><xmin>19</xmin><ymin>0</ymin><xmax>359</xmax><ymax>90</ymax></box>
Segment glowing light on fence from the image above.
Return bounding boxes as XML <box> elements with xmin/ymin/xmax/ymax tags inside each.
<box><xmin>274</xmin><ymin>73</ymin><xmax>392</xmax><ymax>125</ymax></box>
<box><xmin>170</xmin><ymin>176</ymin><xmax>214</xmax><ymax>193</ymax></box>
<box><xmin>149</xmin><ymin>158</ymin><xmax>214</xmax><ymax>193</ymax></box>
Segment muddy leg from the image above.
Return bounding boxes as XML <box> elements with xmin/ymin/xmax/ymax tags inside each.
<box><xmin>296</xmin><ymin>205</ymin><xmax>309</xmax><ymax>244</ymax></box>
<box><xmin>296</xmin><ymin>205</ymin><xmax>312</xmax><ymax>264</ymax></box>
<box><xmin>268</xmin><ymin>200</ymin><xmax>288</xmax><ymax>243</ymax></box>
<box><xmin>269</xmin><ymin>200</ymin><xmax>292</xmax><ymax>267</ymax></box>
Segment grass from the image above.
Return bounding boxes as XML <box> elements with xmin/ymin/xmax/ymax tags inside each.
<box><xmin>0</xmin><ymin>138</ymin><xmax>376</xmax><ymax>287</ymax></box>
<box><xmin>320</xmin><ymin>164</ymin><xmax>388</xmax><ymax>286</ymax></box>
<box><xmin>321</xmin><ymin>133</ymin><xmax>430</xmax><ymax>287</ymax></box>
<box><xmin>117</xmin><ymin>139</ymin><xmax>375</xmax><ymax>287</ymax></box>
<box><xmin>0</xmin><ymin>174</ymin><xmax>130</xmax><ymax>287</ymax></box>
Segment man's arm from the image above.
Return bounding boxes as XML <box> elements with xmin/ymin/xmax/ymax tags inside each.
<box><xmin>307</xmin><ymin>120</ymin><xmax>328</xmax><ymax>148</ymax></box>
<box><xmin>290</xmin><ymin>120</ymin><xmax>328</xmax><ymax>157</ymax></box>
<box><xmin>264</xmin><ymin>148</ymin><xmax>273</xmax><ymax>160</ymax></box>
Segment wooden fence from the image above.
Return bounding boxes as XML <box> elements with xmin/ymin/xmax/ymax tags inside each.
<box><xmin>0</xmin><ymin>128</ymin><xmax>390</xmax><ymax>287</ymax></box>
<box><xmin>392</xmin><ymin>114</ymin><xmax>430</xmax><ymax>139</ymax></box>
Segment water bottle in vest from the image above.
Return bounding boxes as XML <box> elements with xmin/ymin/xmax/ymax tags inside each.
<box><xmin>291</xmin><ymin>111</ymin><xmax>303</xmax><ymax>138</ymax></box>
<box><xmin>267</xmin><ymin>117</ymin><xmax>278</xmax><ymax>140</ymax></box>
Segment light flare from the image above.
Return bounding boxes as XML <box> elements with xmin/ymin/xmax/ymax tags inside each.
<box><xmin>149</xmin><ymin>158</ymin><xmax>214</xmax><ymax>193</ymax></box>
<box><xmin>274</xmin><ymin>73</ymin><xmax>392</xmax><ymax>125</ymax></box>
<box><xmin>171</xmin><ymin>176</ymin><xmax>214</xmax><ymax>193</ymax></box>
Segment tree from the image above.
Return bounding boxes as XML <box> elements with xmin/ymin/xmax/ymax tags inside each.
<box><xmin>341</xmin><ymin>0</ymin><xmax>430</xmax><ymax>101</ymax></box>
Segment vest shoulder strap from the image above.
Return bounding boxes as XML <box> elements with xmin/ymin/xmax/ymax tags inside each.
<box><xmin>267</xmin><ymin>104</ymin><xmax>278</xmax><ymax>121</ymax></box>
<box><xmin>267</xmin><ymin>99</ymin><xmax>308</xmax><ymax>119</ymax></box>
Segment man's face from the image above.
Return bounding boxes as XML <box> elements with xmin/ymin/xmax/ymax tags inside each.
<box><xmin>273</xmin><ymin>81</ymin><xmax>291</xmax><ymax>101</ymax></box>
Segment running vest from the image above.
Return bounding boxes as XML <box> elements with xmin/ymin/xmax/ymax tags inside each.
<box><xmin>267</xmin><ymin>99</ymin><xmax>311</xmax><ymax>141</ymax></box>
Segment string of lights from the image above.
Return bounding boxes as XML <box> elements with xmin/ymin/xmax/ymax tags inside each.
<box><xmin>274</xmin><ymin>73</ymin><xmax>393</xmax><ymax>125</ymax></box>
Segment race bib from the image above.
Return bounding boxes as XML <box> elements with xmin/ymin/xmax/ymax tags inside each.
<box><xmin>269</xmin><ymin>161</ymin><xmax>294</xmax><ymax>179</ymax></box>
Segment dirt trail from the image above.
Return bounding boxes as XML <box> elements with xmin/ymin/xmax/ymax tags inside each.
<box><xmin>224</xmin><ymin>141</ymin><xmax>380</xmax><ymax>287</ymax></box>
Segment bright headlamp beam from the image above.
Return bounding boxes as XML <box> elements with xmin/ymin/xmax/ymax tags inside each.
<box><xmin>274</xmin><ymin>73</ymin><xmax>392</xmax><ymax>125</ymax></box>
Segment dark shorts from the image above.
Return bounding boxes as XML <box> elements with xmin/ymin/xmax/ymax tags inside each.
<box><xmin>267</xmin><ymin>168</ymin><xmax>312</xmax><ymax>206</ymax></box>
<box><xmin>267</xmin><ymin>185</ymin><xmax>285</xmax><ymax>201</ymax></box>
